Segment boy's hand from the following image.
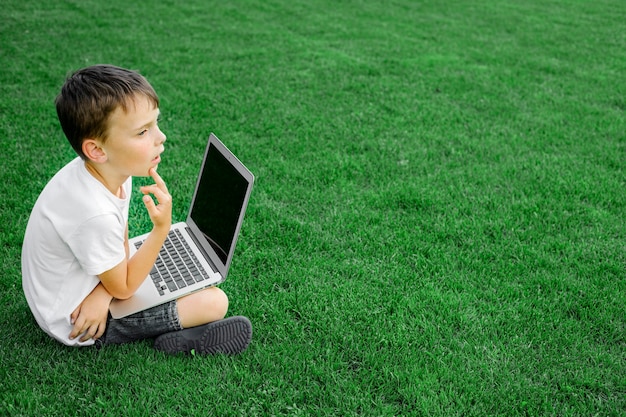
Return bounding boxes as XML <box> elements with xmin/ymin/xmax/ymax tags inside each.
<box><xmin>140</xmin><ymin>168</ymin><xmax>172</xmax><ymax>231</ymax></box>
<box><xmin>69</xmin><ymin>284</ymin><xmax>112</xmax><ymax>342</ymax></box>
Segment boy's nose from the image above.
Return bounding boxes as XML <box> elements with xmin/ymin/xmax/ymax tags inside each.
<box><xmin>158</xmin><ymin>128</ymin><xmax>166</xmax><ymax>144</ymax></box>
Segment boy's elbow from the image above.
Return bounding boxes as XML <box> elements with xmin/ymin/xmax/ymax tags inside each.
<box><xmin>98</xmin><ymin>261</ymin><xmax>135</xmax><ymax>300</ymax></box>
<box><xmin>105</xmin><ymin>283</ymin><xmax>136</xmax><ymax>300</ymax></box>
<box><xmin>110</xmin><ymin>289</ymin><xmax>134</xmax><ymax>300</ymax></box>
<box><xmin>99</xmin><ymin>280</ymin><xmax>134</xmax><ymax>300</ymax></box>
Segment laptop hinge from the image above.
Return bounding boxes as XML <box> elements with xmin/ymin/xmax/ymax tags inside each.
<box><xmin>186</xmin><ymin>226</ymin><xmax>218</xmax><ymax>274</ymax></box>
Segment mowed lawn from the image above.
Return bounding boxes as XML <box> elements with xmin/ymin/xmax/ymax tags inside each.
<box><xmin>0</xmin><ymin>0</ymin><xmax>624</xmax><ymax>416</ymax></box>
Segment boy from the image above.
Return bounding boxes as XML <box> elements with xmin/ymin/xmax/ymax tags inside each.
<box><xmin>21</xmin><ymin>65</ymin><xmax>252</xmax><ymax>355</ymax></box>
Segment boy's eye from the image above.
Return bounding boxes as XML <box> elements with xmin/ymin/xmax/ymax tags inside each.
<box><xmin>138</xmin><ymin>129</ymin><xmax>148</xmax><ymax>136</ymax></box>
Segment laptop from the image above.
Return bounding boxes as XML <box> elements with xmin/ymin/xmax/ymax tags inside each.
<box><xmin>109</xmin><ymin>133</ymin><xmax>254</xmax><ymax>318</ymax></box>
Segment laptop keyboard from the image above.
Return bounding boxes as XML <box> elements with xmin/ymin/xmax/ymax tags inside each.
<box><xmin>134</xmin><ymin>229</ymin><xmax>211</xmax><ymax>296</ymax></box>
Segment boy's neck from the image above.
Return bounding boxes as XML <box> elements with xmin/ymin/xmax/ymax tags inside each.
<box><xmin>84</xmin><ymin>160</ymin><xmax>127</xmax><ymax>198</ymax></box>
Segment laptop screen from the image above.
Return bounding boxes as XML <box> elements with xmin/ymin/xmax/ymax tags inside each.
<box><xmin>189</xmin><ymin>137</ymin><xmax>253</xmax><ymax>272</ymax></box>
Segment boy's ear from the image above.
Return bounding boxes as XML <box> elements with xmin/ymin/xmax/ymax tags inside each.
<box><xmin>82</xmin><ymin>139</ymin><xmax>107</xmax><ymax>163</ymax></box>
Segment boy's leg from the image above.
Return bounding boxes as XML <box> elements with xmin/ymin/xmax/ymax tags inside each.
<box><xmin>98</xmin><ymin>300</ymin><xmax>182</xmax><ymax>346</ymax></box>
<box><xmin>176</xmin><ymin>286</ymin><xmax>229</xmax><ymax>328</ymax></box>
<box><xmin>153</xmin><ymin>286</ymin><xmax>252</xmax><ymax>355</ymax></box>
<box><xmin>97</xmin><ymin>288</ymin><xmax>225</xmax><ymax>345</ymax></box>
<box><xmin>99</xmin><ymin>287</ymin><xmax>251</xmax><ymax>354</ymax></box>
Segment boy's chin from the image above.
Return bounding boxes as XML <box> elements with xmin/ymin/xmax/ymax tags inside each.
<box><xmin>141</xmin><ymin>164</ymin><xmax>158</xmax><ymax>176</ymax></box>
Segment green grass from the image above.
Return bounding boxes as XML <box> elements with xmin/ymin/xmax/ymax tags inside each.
<box><xmin>1</xmin><ymin>0</ymin><xmax>624</xmax><ymax>415</ymax></box>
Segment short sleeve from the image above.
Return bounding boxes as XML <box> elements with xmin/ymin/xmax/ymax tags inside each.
<box><xmin>67</xmin><ymin>214</ymin><xmax>126</xmax><ymax>276</ymax></box>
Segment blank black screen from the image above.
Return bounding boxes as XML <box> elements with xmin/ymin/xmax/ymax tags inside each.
<box><xmin>190</xmin><ymin>143</ymin><xmax>248</xmax><ymax>264</ymax></box>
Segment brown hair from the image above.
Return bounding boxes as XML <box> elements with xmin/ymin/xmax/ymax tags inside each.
<box><xmin>55</xmin><ymin>65</ymin><xmax>159</xmax><ymax>159</ymax></box>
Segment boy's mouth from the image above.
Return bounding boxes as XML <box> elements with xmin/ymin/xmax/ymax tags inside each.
<box><xmin>152</xmin><ymin>154</ymin><xmax>161</xmax><ymax>164</ymax></box>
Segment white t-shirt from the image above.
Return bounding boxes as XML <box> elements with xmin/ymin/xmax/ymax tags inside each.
<box><xmin>22</xmin><ymin>157</ymin><xmax>131</xmax><ymax>346</ymax></box>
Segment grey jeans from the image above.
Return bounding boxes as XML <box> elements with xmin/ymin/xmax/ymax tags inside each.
<box><xmin>96</xmin><ymin>300</ymin><xmax>183</xmax><ymax>346</ymax></box>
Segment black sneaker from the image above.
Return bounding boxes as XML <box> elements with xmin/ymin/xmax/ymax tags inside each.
<box><xmin>154</xmin><ymin>316</ymin><xmax>252</xmax><ymax>355</ymax></box>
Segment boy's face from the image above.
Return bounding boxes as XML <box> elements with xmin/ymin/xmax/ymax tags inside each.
<box><xmin>99</xmin><ymin>94</ymin><xmax>166</xmax><ymax>177</ymax></box>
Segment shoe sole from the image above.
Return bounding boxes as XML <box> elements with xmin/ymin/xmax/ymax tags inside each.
<box><xmin>154</xmin><ymin>316</ymin><xmax>252</xmax><ymax>355</ymax></box>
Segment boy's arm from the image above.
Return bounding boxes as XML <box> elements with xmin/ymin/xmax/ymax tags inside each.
<box><xmin>98</xmin><ymin>168</ymin><xmax>172</xmax><ymax>300</ymax></box>
<box><xmin>69</xmin><ymin>282</ymin><xmax>112</xmax><ymax>342</ymax></box>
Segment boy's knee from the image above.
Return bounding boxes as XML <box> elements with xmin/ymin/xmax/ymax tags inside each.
<box><xmin>204</xmin><ymin>286</ymin><xmax>229</xmax><ymax>319</ymax></box>
<box><xmin>195</xmin><ymin>287</ymin><xmax>228</xmax><ymax>321</ymax></box>
<box><xmin>176</xmin><ymin>286</ymin><xmax>229</xmax><ymax>328</ymax></box>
